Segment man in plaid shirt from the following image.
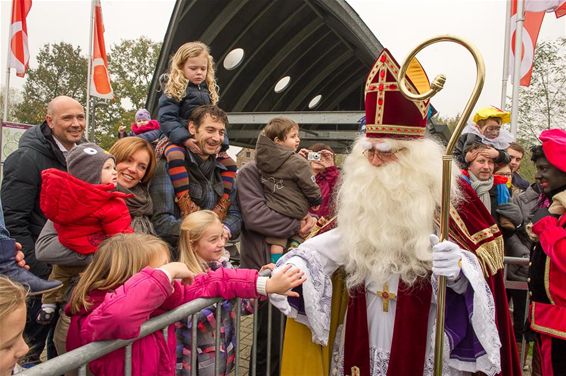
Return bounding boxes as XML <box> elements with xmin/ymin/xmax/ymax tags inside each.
<box><xmin>150</xmin><ymin>105</ymin><xmax>241</xmax><ymax>253</ymax></box>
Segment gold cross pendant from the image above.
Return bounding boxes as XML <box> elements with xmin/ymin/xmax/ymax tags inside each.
<box><xmin>348</xmin><ymin>366</ymin><xmax>360</xmax><ymax>376</ymax></box>
<box><xmin>376</xmin><ymin>283</ymin><xmax>397</xmax><ymax>312</ymax></box>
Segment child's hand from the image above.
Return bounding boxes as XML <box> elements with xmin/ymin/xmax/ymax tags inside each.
<box><xmin>118</xmin><ymin>125</ymin><xmax>127</xmax><ymax>133</ymax></box>
<box><xmin>298</xmin><ymin>148</ymin><xmax>309</xmax><ymax>159</ymax></box>
<box><xmin>265</xmin><ymin>264</ymin><xmax>306</xmax><ymax>297</ymax></box>
<box><xmin>184</xmin><ymin>138</ymin><xmax>202</xmax><ymax>154</ymax></box>
<box><xmin>160</xmin><ymin>262</ymin><xmax>195</xmax><ymax>285</ymax></box>
<box><xmin>299</xmin><ymin>215</ymin><xmax>317</xmax><ymax>238</ymax></box>
<box><xmin>260</xmin><ymin>263</ymin><xmax>276</xmax><ymax>273</ymax></box>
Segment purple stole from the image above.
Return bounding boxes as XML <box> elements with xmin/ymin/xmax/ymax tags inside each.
<box><xmin>343</xmin><ymin>278</ymin><xmax>432</xmax><ymax>376</ymax></box>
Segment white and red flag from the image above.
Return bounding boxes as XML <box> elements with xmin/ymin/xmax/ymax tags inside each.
<box><xmin>509</xmin><ymin>0</ymin><xmax>566</xmax><ymax>86</ymax></box>
<box><xmin>9</xmin><ymin>0</ymin><xmax>32</xmax><ymax>78</ymax></box>
<box><xmin>90</xmin><ymin>0</ymin><xmax>113</xmax><ymax>99</ymax></box>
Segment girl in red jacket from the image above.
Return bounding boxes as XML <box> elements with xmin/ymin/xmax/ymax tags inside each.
<box><xmin>66</xmin><ymin>233</ymin><xmax>304</xmax><ymax>376</ymax></box>
<box><xmin>38</xmin><ymin>143</ymin><xmax>133</xmax><ymax>324</ymax></box>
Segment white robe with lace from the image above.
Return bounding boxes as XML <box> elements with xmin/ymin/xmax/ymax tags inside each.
<box><xmin>270</xmin><ymin>229</ymin><xmax>502</xmax><ymax>376</ymax></box>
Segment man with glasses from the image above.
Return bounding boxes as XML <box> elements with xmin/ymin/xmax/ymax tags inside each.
<box><xmin>270</xmin><ymin>49</ymin><xmax>520</xmax><ymax>375</ymax></box>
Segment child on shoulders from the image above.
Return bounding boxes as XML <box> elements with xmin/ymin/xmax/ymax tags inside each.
<box><xmin>157</xmin><ymin>41</ymin><xmax>236</xmax><ymax>219</ymax></box>
<box><xmin>118</xmin><ymin>108</ymin><xmax>161</xmax><ymax>143</ymax></box>
<box><xmin>454</xmin><ymin>105</ymin><xmax>513</xmax><ymax>168</ymax></box>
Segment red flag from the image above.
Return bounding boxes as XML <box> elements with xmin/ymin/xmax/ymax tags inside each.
<box><xmin>90</xmin><ymin>0</ymin><xmax>113</xmax><ymax>99</ymax></box>
<box><xmin>9</xmin><ymin>0</ymin><xmax>32</xmax><ymax>78</ymax></box>
<box><xmin>555</xmin><ymin>0</ymin><xmax>566</xmax><ymax>17</ymax></box>
<box><xmin>509</xmin><ymin>0</ymin><xmax>566</xmax><ymax>86</ymax></box>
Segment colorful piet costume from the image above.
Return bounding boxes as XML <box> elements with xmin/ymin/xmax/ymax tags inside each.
<box><xmin>270</xmin><ymin>49</ymin><xmax>520</xmax><ymax>376</ymax></box>
<box><xmin>528</xmin><ymin>129</ymin><xmax>566</xmax><ymax>376</ymax></box>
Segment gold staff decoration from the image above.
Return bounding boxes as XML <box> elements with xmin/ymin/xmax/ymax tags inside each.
<box><xmin>397</xmin><ymin>35</ymin><xmax>485</xmax><ymax>376</ymax></box>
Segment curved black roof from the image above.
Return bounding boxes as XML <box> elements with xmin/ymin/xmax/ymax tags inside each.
<box><xmin>147</xmin><ymin>0</ymin><xmax>384</xmax><ymax>150</ymax></box>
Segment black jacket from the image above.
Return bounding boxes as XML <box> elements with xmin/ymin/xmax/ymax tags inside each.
<box><xmin>1</xmin><ymin>122</ymin><xmax>68</xmax><ymax>278</ymax></box>
<box><xmin>158</xmin><ymin>82</ymin><xmax>211</xmax><ymax>145</ymax></box>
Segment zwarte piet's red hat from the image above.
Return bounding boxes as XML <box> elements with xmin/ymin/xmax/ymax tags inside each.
<box><xmin>364</xmin><ymin>49</ymin><xmax>431</xmax><ymax>139</ymax></box>
<box><xmin>540</xmin><ymin>128</ymin><xmax>566</xmax><ymax>172</ymax></box>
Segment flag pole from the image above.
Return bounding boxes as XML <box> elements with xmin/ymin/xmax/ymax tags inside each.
<box><xmin>86</xmin><ymin>0</ymin><xmax>95</xmax><ymax>141</ymax></box>
<box><xmin>3</xmin><ymin>1</ymin><xmax>14</xmax><ymax>124</ymax></box>
<box><xmin>500</xmin><ymin>0</ymin><xmax>512</xmax><ymax>109</ymax></box>
<box><xmin>510</xmin><ymin>0</ymin><xmax>525</xmax><ymax>137</ymax></box>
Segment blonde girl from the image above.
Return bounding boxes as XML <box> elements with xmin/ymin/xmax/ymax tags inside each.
<box><xmin>176</xmin><ymin>211</ymin><xmax>260</xmax><ymax>375</ymax></box>
<box><xmin>0</xmin><ymin>276</ymin><xmax>29</xmax><ymax>376</ymax></box>
<box><xmin>163</xmin><ymin>41</ymin><xmax>219</xmax><ymax>105</ymax></box>
<box><xmin>66</xmin><ymin>233</ymin><xmax>304</xmax><ymax>376</ymax></box>
<box><xmin>158</xmin><ymin>41</ymin><xmax>237</xmax><ymax>219</ymax></box>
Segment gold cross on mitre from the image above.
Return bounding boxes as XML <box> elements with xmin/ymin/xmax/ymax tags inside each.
<box><xmin>376</xmin><ymin>283</ymin><xmax>396</xmax><ymax>312</ymax></box>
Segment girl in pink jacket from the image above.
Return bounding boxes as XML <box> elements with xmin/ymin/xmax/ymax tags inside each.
<box><xmin>65</xmin><ymin>233</ymin><xmax>304</xmax><ymax>376</ymax></box>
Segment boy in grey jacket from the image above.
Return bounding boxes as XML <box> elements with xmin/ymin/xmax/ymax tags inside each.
<box><xmin>255</xmin><ymin>117</ymin><xmax>321</xmax><ymax>263</ymax></box>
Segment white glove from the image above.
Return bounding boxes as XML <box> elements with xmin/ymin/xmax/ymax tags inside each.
<box><xmin>430</xmin><ymin>234</ymin><xmax>463</xmax><ymax>282</ymax></box>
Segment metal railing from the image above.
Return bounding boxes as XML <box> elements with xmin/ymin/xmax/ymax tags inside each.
<box><xmin>502</xmin><ymin>256</ymin><xmax>530</xmax><ymax>369</ymax></box>
<box><xmin>18</xmin><ymin>295</ymin><xmax>283</xmax><ymax>376</ymax></box>
<box><xmin>18</xmin><ymin>256</ymin><xmax>532</xmax><ymax>376</ymax></box>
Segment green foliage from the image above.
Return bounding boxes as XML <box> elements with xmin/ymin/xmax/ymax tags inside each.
<box><xmin>13</xmin><ymin>43</ymin><xmax>87</xmax><ymax>125</ymax></box>
<box><xmin>11</xmin><ymin>38</ymin><xmax>161</xmax><ymax>150</ymax></box>
<box><xmin>513</xmin><ymin>38</ymin><xmax>566</xmax><ymax>144</ymax></box>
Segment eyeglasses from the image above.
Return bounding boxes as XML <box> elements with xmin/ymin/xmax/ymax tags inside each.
<box><xmin>363</xmin><ymin>147</ymin><xmax>405</xmax><ymax>159</ymax></box>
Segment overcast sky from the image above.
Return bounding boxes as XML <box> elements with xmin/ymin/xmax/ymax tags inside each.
<box><xmin>1</xmin><ymin>0</ymin><xmax>565</xmax><ymax>119</ymax></box>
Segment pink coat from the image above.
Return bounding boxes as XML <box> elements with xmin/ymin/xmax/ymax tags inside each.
<box><xmin>66</xmin><ymin>267</ymin><xmax>259</xmax><ymax>376</ymax></box>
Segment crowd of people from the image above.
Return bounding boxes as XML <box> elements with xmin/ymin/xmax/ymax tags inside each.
<box><xmin>0</xmin><ymin>42</ymin><xmax>565</xmax><ymax>376</ymax></box>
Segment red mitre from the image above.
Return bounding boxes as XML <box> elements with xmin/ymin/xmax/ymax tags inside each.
<box><xmin>364</xmin><ymin>49</ymin><xmax>431</xmax><ymax>139</ymax></box>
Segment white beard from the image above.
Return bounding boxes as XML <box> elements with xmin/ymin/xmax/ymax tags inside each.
<box><xmin>337</xmin><ymin>137</ymin><xmax>460</xmax><ymax>289</ymax></box>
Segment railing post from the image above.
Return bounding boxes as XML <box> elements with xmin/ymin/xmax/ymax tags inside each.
<box><xmin>214</xmin><ymin>302</ymin><xmax>222</xmax><ymax>374</ymax></box>
<box><xmin>235</xmin><ymin>298</ymin><xmax>242</xmax><ymax>374</ymax></box>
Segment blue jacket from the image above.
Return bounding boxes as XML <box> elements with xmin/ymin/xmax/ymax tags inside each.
<box><xmin>158</xmin><ymin>82</ymin><xmax>211</xmax><ymax>145</ymax></box>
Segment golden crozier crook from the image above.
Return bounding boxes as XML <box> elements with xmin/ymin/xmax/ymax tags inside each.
<box><xmin>397</xmin><ymin>35</ymin><xmax>485</xmax><ymax>376</ymax></box>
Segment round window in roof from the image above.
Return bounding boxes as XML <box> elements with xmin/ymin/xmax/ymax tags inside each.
<box><xmin>274</xmin><ymin>76</ymin><xmax>291</xmax><ymax>93</ymax></box>
<box><xmin>223</xmin><ymin>48</ymin><xmax>245</xmax><ymax>70</ymax></box>
<box><xmin>308</xmin><ymin>94</ymin><xmax>322</xmax><ymax>109</ymax></box>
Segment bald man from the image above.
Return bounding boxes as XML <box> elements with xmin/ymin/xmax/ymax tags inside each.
<box><xmin>1</xmin><ymin>95</ymin><xmax>85</xmax><ymax>365</ymax></box>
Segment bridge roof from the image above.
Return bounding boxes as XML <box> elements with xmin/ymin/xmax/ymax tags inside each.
<box><xmin>147</xmin><ymin>0</ymin><xmax>384</xmax><ymax>152</ymax></box>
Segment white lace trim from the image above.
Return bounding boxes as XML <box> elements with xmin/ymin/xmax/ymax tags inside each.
<box><xmin>431</xmin><ymin>250</ymin><xmax>501</xmax><ymax>376</ymax></box>
<box><xmin>273</xmin><ymin>247</ymin><xmax>333</xmax><ymax>345</ymax></box>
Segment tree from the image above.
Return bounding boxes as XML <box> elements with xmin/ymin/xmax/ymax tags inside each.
<box><xmin>94</xmin><ymin>37</ymin><xmax>161</xmax><ymax>148</ymax></box>
<box><xmin>14</xmin><ymin>43</ymin><xmax>87</xmax><ymax>125</ymax></box>
<box><xmin>514</xmin><ymin>38</ymin><xmax>566</xmax><ymax>145</ymax></box>
<box><xmin>10</xmin><ymin>38</ymin><xmax>161</xmax><ymax>149</ymax></box>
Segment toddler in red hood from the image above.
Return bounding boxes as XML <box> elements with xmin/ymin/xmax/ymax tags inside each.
<box><xmin>37</xmin><ymin>143</ymin><xmax>133</xmax><ymax>325</ymax></box>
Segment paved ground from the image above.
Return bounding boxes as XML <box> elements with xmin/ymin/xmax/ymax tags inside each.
<box><xmin>235</xmin><ymin>315</ymin><xmax>253</xmax><ymax>376</ymax></box>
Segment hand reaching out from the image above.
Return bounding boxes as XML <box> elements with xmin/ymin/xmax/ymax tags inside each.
<box><xmin>266</xmin><ymin>264</ymin><xmax>306</xmax><ymax>297</ymax></box>
<box><xmin>160</xmin><ymin>262</ymin><xmax>196</xmax><ymax>285</ymax></box>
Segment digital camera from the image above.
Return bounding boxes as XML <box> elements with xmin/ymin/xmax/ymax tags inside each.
<box><xmin>307</xmin><ymin>151</ymin><xmax>321</xmax><ymax>161</ymax></box>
